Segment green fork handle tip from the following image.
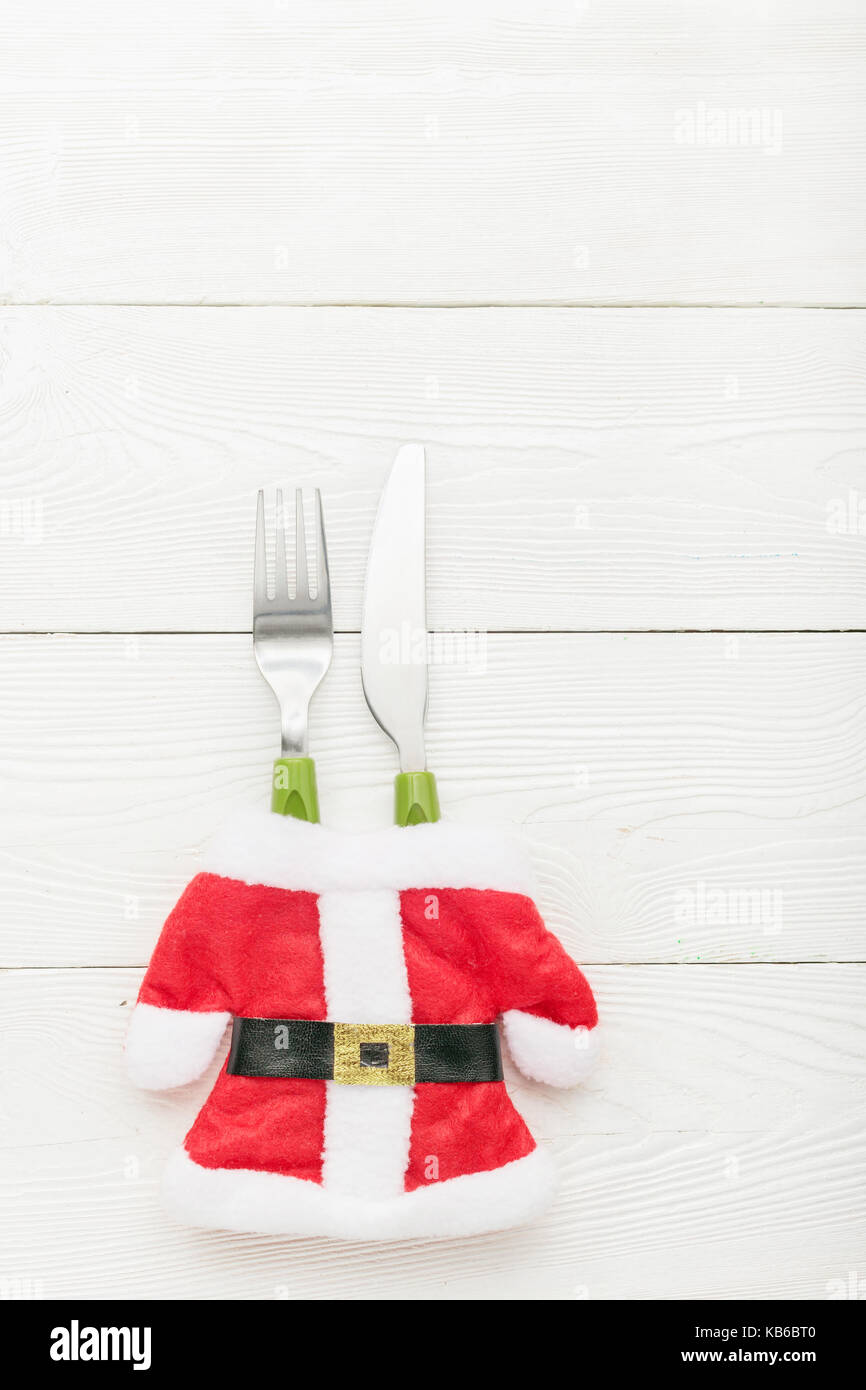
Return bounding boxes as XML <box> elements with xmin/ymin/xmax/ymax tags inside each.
<box><xmin>271</xmin><ymin>757</ymin><xmax>320</xmax><ymax>822</ymax></box>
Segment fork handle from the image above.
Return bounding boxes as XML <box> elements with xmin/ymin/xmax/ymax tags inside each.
<box><xmin>394</xmin><ymin>771</ymin><xmax>440</xmax><ymax>827</ymax></box>
<box><xmin>271</xmin><ymin>758</ymin><xmax>320</xmax><ymax>823</ymax></box>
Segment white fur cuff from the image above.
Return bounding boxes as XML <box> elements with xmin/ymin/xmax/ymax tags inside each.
<box><xmin>125</xmin><ymin>1003</ymin><xmax>231</xmax><ymax>1090</ymax></box>
<box><xmin>502</xmin><ymin>1010</ymin><xmax>601</xmax><ymax>1088</ymax></box>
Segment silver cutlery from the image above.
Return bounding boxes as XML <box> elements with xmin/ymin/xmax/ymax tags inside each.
<box><xmin>361</xmin><ymin>444</ymin><xmax>440</xmax><ymax>825</ymax></box>
<box><xmin>253</xmin><ymin>487</ymin><xmax>333</xmax><ymax>821</ymax></box>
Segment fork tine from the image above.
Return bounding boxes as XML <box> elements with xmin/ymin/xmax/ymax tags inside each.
<box><xmin>274</xmin><ymin>488</ymin><xmax>288</xmax><ymax>598</ymax></box>
<box><xmin>254</xmin><ymin>489</ymin><xmax>268</xmax><ymax>604</ymax></box>
<box><xmin>314</xmin><ymin>488</ymin><xmax>330</xmax><ymax>611</ymax></box>
<box><xmin>253</xmin><ymin>482</ymin><xmax>333</xmax><ymax>761</ymax></box>
<box><xmin>295</xmin><ymin>488</ymin><xmax>309</xmax><ymax>598</ymax></box>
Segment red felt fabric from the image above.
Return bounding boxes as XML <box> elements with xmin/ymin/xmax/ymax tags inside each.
<box><xmin>400</xmin><ymin>887</ymin><xmax>598</xmax><ymax>1030</ymax></box>
<box><xmin>404</xmin><ymin>1082</ymin><xmax>535</xmax><ymax>1192</ymax></box>
<box><xmin>138</xmin><ymin>873</ymin><xmax>325</xmax><ymax>1018</ymax></box>
<box><xmin>185</xmin><ymin>1070</ymin><xmax>326</xmax><ymax>1182</ymax></box>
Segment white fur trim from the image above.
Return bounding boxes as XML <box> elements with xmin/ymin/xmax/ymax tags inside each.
<box><xmin>125</xmin><ymin>1004</ymin><xmax>230</xmax><ymax>1090</ymax></box>
<box><xmin>502</xmin><ymin>1011</ymin><xmax>601</xmax><ymax>1088</ymax></box>
<box><xmin>163</xmin><ymin>1144</ymin><xmax>556</xmax><ymax>1241</ymax></box>
<box><xmin>200</xmin><ymin>807</ymin><xmax>534</xmax><ymax>896</ymax></box>
<box><xmin>318</xmin><ymin>890</ymin><xmax>412</xmax><ymax>1025</ymax></box>
<box><xmin>319</xmin><ymin>889</ymin><xmax>414</xmax><ymax>1200</ymax></box>
<box><xmin>322</xmin><ymin>1085</ymin><xmax>415</xmax><ymax>1202</ymax></box>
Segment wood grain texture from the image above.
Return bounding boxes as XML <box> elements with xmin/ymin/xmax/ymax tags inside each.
<box><xmin>2</xmin><ymin>0</ymin><xmax>863</xmax><ymax>1305</ymax></box>
<box><xmin>0</xmin><ymin>1</ymin><xmax>864</xmax><ymax>304</ymax></box>
<box><xmin>1</xmin><ymin>964</ymin><xmax>862</xmax><ymax>1300</ymax></box>
<box><xmin>0</xmin><ymin>633</ymin><xmax>862</xmax><ymax>966</ymax></box>
<box><xmin>0</xmin><ymin>306</ymin><xmax>864</xmax><ymax>632</ymax></box>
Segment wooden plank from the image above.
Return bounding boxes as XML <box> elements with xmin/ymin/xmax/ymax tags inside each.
<box><xmin>1</xmin><ymin>0</ymin><xmax>861</xmax><ymax>1313</ymax></box>
<box><xmin>0</xmin><ymin>633</ymin><xmax>862</xmax><ymax>966</ymax></box>
<box><xmin>0</xmin><ymin>2</ymin><xmax>864</xmax><ymax>304</ymax></box>
<box><xmin>1</xmin><ymin>964</ymin><xmax>862</xmax><ymax>1299</ymax></box>
<box><xmin>4</xmin><ymin>825</ymin><xmax>863</xmax><ymax>969</ymax></box>
<box><xmin>0</xmin><ymin>307</ymin><xmax>864</xmax><ymax>632</ymax></box>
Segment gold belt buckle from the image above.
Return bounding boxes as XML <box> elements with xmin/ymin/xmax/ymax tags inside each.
<box><xmin>333</xmin><ymin>1022</ymin><xmax>416</xmax><ymax>1086</ymax></box>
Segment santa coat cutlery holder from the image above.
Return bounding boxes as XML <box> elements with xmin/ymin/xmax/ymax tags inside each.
<box><xmin>126</xmin><ymin>808</ymin><xmax>600</xmax><ymax>1241</ymax></box>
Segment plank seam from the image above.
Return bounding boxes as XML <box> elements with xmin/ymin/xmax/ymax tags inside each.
<box><xmin>2</xmin><ymin>961</ymin><xmax>865</xmax><ymax>973</ymax></box>
<box><xmin>3</xmin><ymin>302</ymin><xmax>866</xmax><ymax>310</ymax></box>
<box><xmin>1</xmin><ymin>629</ymin><xmax>864</xmax><ymax>638</ymax></box>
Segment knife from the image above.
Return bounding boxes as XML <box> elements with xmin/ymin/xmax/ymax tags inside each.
<box><xmin>361</xmin><ymin>444</ymin><xmax>440</xmax><ymax>826</ymax></box>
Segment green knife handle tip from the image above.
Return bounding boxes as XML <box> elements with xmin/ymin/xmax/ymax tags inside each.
<box><xmin>394</xmin><ymin>771</ymin><xmax>440</xmax><ymax>826</ymax></box>
<box><xmin>271</xmin><ymin>757</ymin><xmax>320</xmax><ymax>823</ymax></box>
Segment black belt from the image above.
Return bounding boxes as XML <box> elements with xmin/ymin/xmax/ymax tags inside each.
<box><xmin>227</xmin><ymin>1017</ymin><xmax>502</xmax><ymax>1086</ymax></box>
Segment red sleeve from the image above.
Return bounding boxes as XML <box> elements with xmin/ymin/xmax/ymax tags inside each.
<box><xmin>470</xmin><ymin>890</ymin><xmax>597</xmax><ymax>1029</ymax></box>
<box><xmin>137</xmin><ymin>872</ymin><xmax>232</xmax><ymax>1013</ymax></box>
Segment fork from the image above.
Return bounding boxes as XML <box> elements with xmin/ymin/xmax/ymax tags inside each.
<box><xmin>254</xmin><ymin>488</ymin><xmax>333</xmax><ymax>821</ymax></box>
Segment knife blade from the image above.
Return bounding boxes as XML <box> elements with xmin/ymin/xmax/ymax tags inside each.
<box><xmin>361</xmin><ymin>444</ymin><xmax>440</xmax><ymax>824</ymax></box>
<box><xmin>361</xmin><ymin>442</ymin><xmax>428</xmax><ymax>771</ymax></box>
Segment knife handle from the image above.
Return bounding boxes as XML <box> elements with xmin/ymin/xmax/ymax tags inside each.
<box><xmin>394</xmin><ymin>771</ymin><xmax>440</xmax><ymax>826</ymax></box>
<box><xmin>271</xmin><ymin>757</ymin><xmax>320</xmax><ymax>823</ymax></box>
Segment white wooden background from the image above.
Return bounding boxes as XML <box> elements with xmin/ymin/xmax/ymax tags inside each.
<box><xmin>1</xmin><ymin>0</ymin><xmax>864</xmax><ymax>1302</ymax></box>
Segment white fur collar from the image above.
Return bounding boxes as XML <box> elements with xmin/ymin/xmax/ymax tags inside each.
<box><xmin>200</xmin><ymin>806</ymin><xmax>534</xmax><ymax>896</ymax></box>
